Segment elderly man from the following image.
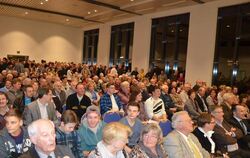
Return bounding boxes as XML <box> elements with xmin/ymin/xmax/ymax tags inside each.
<box><xmin>20</xmin><ymin>119</ymin><xmax>75</xmax><ymax>158</ymax></box>
<box><xmin>23</xmin><ymin>87</ymin><xmax>58</xmax><ymax>126</ymax></box>
<box><xmin>163</xmin><ymin>111</ymin><xmax>210</xmax><ymax>158</ymax></box>
<box><xmin>211</xmin><ymin>105</ymin><xmax>250</xmax><ymax>158</ymax></box>
<box><xmin>195</xmin><ymin>87</ymin><xmax>209</xmax><ymax>112</ymax></box>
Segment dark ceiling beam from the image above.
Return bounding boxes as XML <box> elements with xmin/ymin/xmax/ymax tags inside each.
<box><xmin>191</xmin><ymin>0</ymin><xmax>205</xmax><ymax>4</ymax></box>
<box><xmin>81</xmin><ymin>0</ymin><xmax>142</xmax><ymax>16</ymax></box>
<box><xmin>0</xmin><ymin>2</ymin><xmax>104</xmax><ymax>24</ymax></box>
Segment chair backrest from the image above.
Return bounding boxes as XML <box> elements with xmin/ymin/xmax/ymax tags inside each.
<box><xmin>103</xmin><ymin>112</ymin><xmax>122</xmax><ymax>123</ymax></box>
<box><xmin>159</xmin><ymin>120</ymin><xmax>173</xmax><ymax>137</ymax></box>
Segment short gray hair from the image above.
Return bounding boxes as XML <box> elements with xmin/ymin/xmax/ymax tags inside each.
<box><xmin>171</xmin><ymin>111</ymin><xmax>189</xmax><ymax>129</ymax></box>
<box><xmin>28</xmin><ymin>119</ymin><xmax>55</xmax><ymax>137</ymax></box>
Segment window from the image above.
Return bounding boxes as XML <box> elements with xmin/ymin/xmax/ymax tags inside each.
<box><xmin>213</xmin><ymin>3</ymin><xmax>250</xmax><ymax>89</ymax></box>
<box><xmin>150</xmin><ymin>13</ymin><xmax>190</xmax><ymax>76</ymax></box>
<box><xmin>109</xmin><ymin>22</ymin><xmax>134</xmax><ymax>67</ymax></box>
<box><xmin>83</xmin><ymin>29</ymin><xmax>99</xmax><ymax>64</ymax></box>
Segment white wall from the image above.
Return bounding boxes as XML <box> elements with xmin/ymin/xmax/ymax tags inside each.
<box><xmin>0</xmin><ymin>16</ymin><xmax>82</xmax><ymax>63</ymax></box>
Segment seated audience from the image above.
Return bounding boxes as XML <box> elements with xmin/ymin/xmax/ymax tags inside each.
<box><xmin>206</xmin><ymin>88</ymin><xmax>218</xmax><ymax>107</ymax></box>
<box><xmin>6</xmin><ymin>78</ymin><xmax>23</xmax><ymax>105</ymax></box>
<box><xmin>117</xmin><ymin>81</ymin><xmax>130</xmax><ymax>111</ymax></box>
<box><xmin>52</xmin><ymin>80</ymin><xmax>67</xmax><ymax>114</ymax></box>
<box><xmin>163</xmin><ymin>111</ymin><xmax>210</xmax><ymax>158</ymax></box>
<box><xmin>0</xmin><ymin>92</ymin><xmax>9</xmax><ymax>130</ymax></box>
<box><xmin>100</xmin><ymin>83</ymin><xmax>123</xmax><ymax>115</ymax></box>
<box><xmin>130</xmin><ymin>123</ymin><xmax>168</xmax><ymax>158</ymax></box>
<box><xmin>20</xmin><ymin>119</ymin><xmax>75</xmax><ymax>158</ymax></box>
<box><xmin>66</xmin><ymin>83</ymin><xmax>91</xmax><ymax>121</ymax></box>
<box><xmin>88</xmin><ymin>122</ymin><xmax>131</xmax><ymax>158</ymax></box>
<box><xmin>120</xmin><ymin>102</ymin><xmax>143</xmax><ymax>148</ymax></box>
<box><xmin>85</xmin><ymin>81</ymin><xmax>100</xmax><ymax>106</ymax></box>
<box><xmin>145</xmin><ymin>85</ymin><xmax>167</xmax><ymax>122</ymax></box>
<box><xmin>211</xmin><ymin>105</ymin><xmax>250</xmax><ymax>158</ymax></box>
<box><xmin>56</xmin><ymin>110</ymin><xmax>82</xmax><ymax>158</ymax></box>
<box><xmin>195</xmin><ymin>87</ymin><xmax>209</xmax><ymax>113</ymax></box>
<box><xmin>0</xmin><ymin>80</ymin><xmax>12</xmax><ymax>93</ymax></box>
<box><xmin>221</xmin><ymin>93</ymin><xmax>236</xmax><ymax>122</ymax></box>
<box><xmin>193</xmin><ymin>113</ymin><xmax>219</xmax><ymax>156</ymax></box>
<box><xmin>184</xmin><ymin>89</ymin><xmax>202</xmax><ymax>120</ymax></box>
<box><xmin>169</xmin><ymin>87</ymin><xmax>185</xmax><ymax>110</ymax></box>
<box><xmin>78</xmin><ymin>106</ymin><xmax>106</xmax><ymax>157</ymax></box>
<box><xmin>23</xmin><ymin>87</ymin><xmax>58</xmax><ymax>126</ymax></box>
<box><xmin>0</xmin><ymin>109</ymin><xmax>32</xmax><ymax>157</ymax></box>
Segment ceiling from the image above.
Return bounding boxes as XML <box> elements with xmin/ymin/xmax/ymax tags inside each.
<box><xmin>0</xmin><ymin>0</ymin><xmax>218</xmax><ymax>28</ymax></box>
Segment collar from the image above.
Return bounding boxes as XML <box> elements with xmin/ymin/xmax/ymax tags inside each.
<box><xmin>37</xmin><ymin>99</ymin><xmax>48</xmax><ymax>107</ymax></box>
<box><xmin>35</xmin><ymin>146</ymin><xmax>55</xmax><ymax>158</ymax></box>
<box><xmin>233</xmin><ymin>116</ymin><xmax>242</xmax><ymax>122</ymax></box>
<box><xmin>198</xmin><ymin>127</ymin><xmax>214</xmax><ymax>138</ymax></box>
<box><xmin>176</xmin><ymin>130</ymin><xmax>189</xmax><ymax>141</ymax></box>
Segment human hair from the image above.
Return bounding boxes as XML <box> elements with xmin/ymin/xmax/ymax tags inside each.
<box><xmin>102</xmin><ymin>122</ymin><xmax>131</xmax><ymax>145</ymax></box>
<box><xmin>23</xmin><ymin>85</ymin><xmax>33</xmax><ymax>92</ymax></box>
<box><xmin>239</xmin><ymin>93</ymin><xmax>248</xmax><ymax>104</ymax></box>
<box><xmin>171</xmin><ymin>111</ymin><xmax>189</xmax><ymax>129</ymax></box>
<box><xmin>0</xmin><ymin>92</ymin><xmax>9</xmax><ymax>101</ymax></box>
<box><xmin>38</xmin><ymin>87</ymin><xmax>51</xmax><ymax>98</ymax></box>
<box><xmin>106</xmin><ymin>82</ymin><xmax>115</xmax><ymax>88</ymax></box>
<box><xmin>222</xmin><ymin>93</ymin><xmax>234</xmax><ymax>102</ymax></box>
<box><xmin>61</xmin><ymin>110</ymin><xmax>78</xmax><ymax>124</ymax></box>
<box><xmin>210</xmin><ymin>105</ymin><xmax>222</xmax><ymax>113</ymax></box>
<box><xmin>120</xmin><ymin>81</ymin><xmax>130</xmax><ymax>88</ymax></box>
<box><xmin>127</xmin><ymin>101</ymin><xmax>140</xmax><ymax>111</ymax></box>
<box><xmin>129</xmin><ymin>89</ymin><xmax>141</xmax><ymax>102</ymax></box>
<box><xmin>231</xmin><ymin>104</ymin><xmax>244</xmax><ymax>113</ymax></box>
<box><xmin>5</xmin><ymin>108</ymin><xmax>22</xmax><ymax>120</ymax></box>
<box><xmin>197</xmin><ymin>113</ymin><xmax>214</xmax><ymax>127</ymax></box>
<box><xmin>28</xmin><ymin>119</ymin><xmax>54</xmax><ymax>137</ymax></box>
<box><xmin>140</xmin><ymin>123</ymin><xmax>163</xmax><ymax>144</ymax></box>
<box><xmin>12</xmin><ymin>78</ymin><xmax>21</xmax><ymax>85</ymax></box>
<box><xmin>187</xmin><ymin>89</ymin><xmax>196</xmax><ymax>97</ymax></box>
<box><xmin>208</xmin><ymin>88</ymin><xmax>217</xmax><ymax>96</ymax></box>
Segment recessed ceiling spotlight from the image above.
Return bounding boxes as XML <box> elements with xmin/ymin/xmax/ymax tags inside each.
<box><xmin>66</xmin><ymin>19</ymin><xmax>69</xmax><ymax>22</ymax></box>
<box><xmin>88</xmin><ymin>11</ymin><xmax>91</xmax><ymax>14</ymax></box>
<box><xmin>40</xmin><ymin>2</ymin><xmax>44</xmax><ymax>5</ymax></box>
<box><xmin>25</xmin><ymin>11</ymin><xmax>28</xmax><ymax>15</ymax></box>
<box><xmin>45</xmin><ymin>0</ymin><xmax>49</xmax><ymax>1</ymax></box>
<box><xmin>226</xmin><ymin>25</ymin><xmax>230</xmax><ymax>28</ymax></box>
<box><xmin>94</xmin><ymin>10</ymin><xmax>98</xmax><ymax>13</ymax></box>
<box><xmin>130</xmin><ymin>0</ymin><xmax>134</xmax><ymax>1</ymax></box>
<box><xmin>171</xmin><ymin>30</ymin><xmax>174</xmax><ymax>33</ymax></box>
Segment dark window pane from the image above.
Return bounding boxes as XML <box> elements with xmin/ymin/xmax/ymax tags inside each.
<box><xmin>83</xmin><ymin>29</ymin><xmax>99</xmax><ymax>64</ymax></box>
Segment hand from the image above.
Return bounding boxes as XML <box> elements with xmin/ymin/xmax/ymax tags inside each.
<box><xmin>230</xmin><ymin>127</ymin><xmax>236</xmax><ymax>132</ymax></box>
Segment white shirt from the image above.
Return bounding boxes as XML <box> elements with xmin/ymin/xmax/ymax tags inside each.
<box><xmin>36</xmin><ymin>146</ymin><xmax>56</xmax><ymax>158</ymax></box>
<box><xmin>198</xmin><ymin>127</ymin><xmax>215</xmax><ymax>153</ymax></box>
<box><xmin>37</xmin><ymin>99</ymin><xmax>48</xmax><ymax>119</ymax></box>
<box><xmin>110</xmin><ymin>94</ymin><xmax>119</xmax><ymax>111</ymax></box>
<box><xmin>144</xmin><ymin>97</ymin><xmax>166</xmax><ymax>119</ymax></box>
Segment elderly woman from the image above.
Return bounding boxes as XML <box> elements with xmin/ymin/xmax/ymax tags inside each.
<box><xmin>78</xmin><ymin>106</ymin><xmax>106</xmax><ymax>157</ymax></box>
<box><xmin>130</xmin><ymin>123</ymin><xmax>168</xmax><ymax>158</ymax></box>
<box><xmin>184</xmin><ymin>89</ymin><xmax>202</xmax><ymax>120</ymax></box>
<box><xmin>206</xmin><ymin>88</ymin><xmax>218</xmax><ymax>107</ymax></box>
<box><xmin>88</xmin><ymin>122</ymin><xmax>131</xmax><ymax>158</ymax></box>
<box><xmin>169</xmin><ymin>87</ymin><xmax>184</xmax><ymax>110</ymax></box>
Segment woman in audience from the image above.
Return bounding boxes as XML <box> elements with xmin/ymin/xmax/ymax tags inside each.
<box><xmin>0</xmin><ymin>92</ymin><xmax>9</xmax><ymax>130</ymax></box>
<box><xmin>184</xmin><ymin>89</ymin><xmax>202</xmax><ymax>120</ymax></box>
<box><xmin>130</xmin><ymin>123</ymin><xmax>168</xmax><ymax>158</ymax></box>
<box><xmin>85</xmin><ymin>81</ymin><xmax>100</xmax><ymax>106</ymax></box>
<box><xmin>78</xmin><ymin>106</ymin><xmax>106</xmax><ymax>157</ymax></box>
<box><xmin>129</xmin><ymin>89</ymin><xmax>148</xmax><ymax>122</ymax></box>
<box><xmin>56</xmin><ymin>110</ymin><xmax>82</xmax><ymax>158</ymax></box>
<box><xmin>206</xmin><ymin>88</ymin><xmax>218</xmax><ymax>107</ymax></box>
<box><xmin>88</xmin><ymin>122</ymin><xmax>131</xmax><ymax>158</ymax></box>
<box><xmin>0</xmin><ymin>108</ymin><xmax>32</xmax><ymax>157</ymax></box>
<box><xmin>169</xmin><ymin>87</ymin><xmax>184</xmax><ymax>110</ymax></box>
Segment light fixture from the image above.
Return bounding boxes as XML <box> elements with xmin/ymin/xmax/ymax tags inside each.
<box><xmin>40</xmin><ymin>2</ymin><xmax>44</xmax><ymax>5</ymax></box>
<box><xmin>94</xmin><ymin>10</ymin><xmax>98</xmax><ymax>13</ymax></box>
<box><xmin>226</xmin><ymin>25</ymin><xmax>230</xmax><ymax>28</ymax></box>
<box><xmin>25</xmin><ymin>11</ymin><xmax>28</xmax><ymax>15</ymax></box>
<box><xmin>120</xmin><ymin>56</ymin><xmax>124</xmax><ymax>59</ymax></box>
<box><xmin>88</xmin><ymin>11</ymin><xmax>91</xmax><ymax>14</ymax></box>
<box><xmin>45</xmin><ymin>0</ymin><xmax>49</xmax><ymax>1</ymax></box>
<box><xmin>130</xmin><ymin>0</ymin><xmax>134</xmax><ymax>1</ymax></box>
<box><xmin>66</xmin><ymin>19</ymin><xmax>69</xmax><ymax>22</ymax></box>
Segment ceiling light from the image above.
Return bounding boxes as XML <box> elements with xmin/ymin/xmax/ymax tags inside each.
<box><xmin>94</xmin><ymin>10</ymin><xmax>98</xmax><ymax>13</ymax></box>
<box><xmin>45</xmin><ymin>0</ymin><xmax>49</xmax><ymax>1</ymax></box>
<box><xmin>130</xmin><ymin>0</ymin><xmax>134</xmax><ymax>1</ymax></box>
<box><xmin>88</xmin><ymin>11</ymin><xmax>91</xmax><ymax>14</ymax></box>
<box><xmin>226</xmin><ymin>25</ymin><xmax>230</xmax><ymax>28</ymax></box>
<box><xmin>25</xmin><ymin>12</ymin><xmax>28</xmax><ymax>15</ymax></box>
<box><xmin>66</xmin><ymin>19</ymin><xmax>69</xmax><ymax>22</ymax></box>
<box><xmin>40</xmin><ymin>2</ymin><xmax>44</xmax><ymax>5</ymax></box>
<box><xmin>171</xmin><ymin>30</ymin><xmax>174</xmax><ymax>33</ymax></box>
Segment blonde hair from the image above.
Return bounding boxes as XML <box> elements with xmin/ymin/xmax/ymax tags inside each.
<box><xmin>140</xmin><ymin>123</ymin><xmax>163</xmax><ymax>144</ymax></box>
<box><xmin>102</xmin><ymin>122</ymin><xmax>131</xmax><ymax>145</ymax></box>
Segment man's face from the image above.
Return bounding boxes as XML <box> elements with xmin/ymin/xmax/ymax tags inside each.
<box><xmin>54</xmin><ymin>82</ymin><xmax>62</xmax><ymax>92</ymax></box>
<box><xmin>212</xmin><ymin>108</ymin><xmax>224</xmax><ymax>122</ymax></box>
<box><xmin>152</xmin><ymin>89</ymin><xmax>161</xmax><ymax>98</ymax></box>
<box><xmin>32</xmin><ymin>122</ymin><xmax>56</xmax><ymax>155</ymax></box>
<box><xmin>44</xmin><ymin>90</ymin><xmax>53</xmax><ymax>103</ymax></box>
<box><xmin>13</xmin><ymin>82</ymin><xmax>21</xmax><ymax>90</ymax></box>
<box><xmin>107</xmin><ymin>85</ymin><xmax>115</xmax><ymax>95</ymax></box>
<box><xmin>87</xmin><ymin>112</ymin><xmax>100</xmax><ymax>128</ymax></box>
<box><xmin>25</xmin><ymin>87</ymin><xmax>34</xmax><ymax>98</ymax></box>
<box><xmin>234</xmin><ymin>105</ymin><xmax>247</xmax><ymax>119</ymax></box>
<box><xmin>5</xmin><ymin>81</ymin><xmax>12</xmax><ymax>89</ymax></box>
<box><xmin>60</xmin><ymin>122</ymin><xmax>76</xmax><ymax>134</ymax></box>
<box><xmin>76</xmin><ymin>84</ymin><xmax>85</xmax><ymax>96</ymax></box>
<box><xmin>127</xmin><ymin>106</ymin><xmax>139</xmax><ymax>120</ymax></box>
<box><xmin>178</xmin><ymin>114</ymin><xmax>194</xmax><ymax>133</ymax></box>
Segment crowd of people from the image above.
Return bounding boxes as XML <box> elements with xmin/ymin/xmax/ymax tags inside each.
<box><xmin>0</xmin><ymin>57</ymin><xmax>250</xmax><ymax>158</ymax></box>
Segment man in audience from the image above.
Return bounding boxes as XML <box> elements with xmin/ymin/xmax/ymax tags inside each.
<box><xmin>0</xmin><ymin>79</ymin><xmax>12</xmax><ymax>92</ymax></box>
<box><xmin>52</xmin><ymin>80</ymin><xmax>66</xmax><ymax>114</ymax></box>
<box><xmin>160</xmin><ymin>84</ymin><xmax>176</xmax><ymax>119</ymax></box>
<box><xmin>221</xmin><ymin>93</ymin><xmax>235</xmax><ymax>122</ymax></box>
<box><xmin>66</xmin><ymin>83</ymin><xmax>91</xmax><ymax>121</ymax></box>
<box><xmin>163</xmin><ymin>111</ymin><xmax>210</xmax><ymax>158</ymax></box>
<box><xmin>195</xmin><ymin>87</ymin><xmax>209</xmax><ymax>112</ymax></box>
<box><xmin>179</xmin><ymin>83</ymin><xmax>191</xmax><ymax>104</ymax></box>
<box><xmin>23</xmin><ymin>87</ymin><xmax>58</xmax><ymax>126</ymax></box>
<box><xmin>229</xmin><ymin>104</ymin><xmax>250</xmax><ymax>150</ymax></box>
<box><xmin>100</xmin><ymin>83</ymin><xmax>123</xmax><ymax>115</ymax></box>
<box><xmin>20</xmin><ymin>119</ymin><xmax>75</xmax><ymax>158</ymax></box>
<box><xmin>66</xmin><ymin>79</ymin><xmax>78</xmax><ymax>97</ymax></box>
<box><xmin>6</xmin><ymin>78</ymin><xmax>23</xmax><ymax>104</ymax></box>
<box><xmin>117</xmin><ymin>81</ymin><xmax>130</xmax><ymax>111</ymax></box>
<box><xmin>145</xmin><ymin>85</ymin><xmax>167</xmax><ymax>122</ymax></box>
<box><xmin>211</xmin><ymin>105</ymin><xmax>250</xmax><ymax>157</ymax></box>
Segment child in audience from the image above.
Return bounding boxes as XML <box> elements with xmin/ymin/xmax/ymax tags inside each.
<box><xmin>0</xmin><ymin>108</ymin><xmax>32</xmax><ymax>157</ymax></box>
<box><xmin>55</xmin><ymin>110</ymin><xmax>82</xmax><ymax>158</ymax></box>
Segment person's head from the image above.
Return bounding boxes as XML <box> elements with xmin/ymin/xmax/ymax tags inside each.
<box><xmin>0</xmin><ymin>92</ymin><xmax>8</xmax><ymax>108</ymax></box>
<box><xmin>106</xmin><ymin>83</ymin><xmax>116</xmax><ymax>95</ymax></box>
<box><xmin>232</xmin><ymin>104</ymin><xmax>247</xmax><ymax>120</ymax></box>
<box><xmin>172</xmin><ymin>111</ymin><xmax>194</xmax><ymax>135</ymax></box>
<box><xmin>5</xmin><ymin>108</ymin><xmax>23</xmax><ymax>136</ymax></box>
<box><xmin>198</xmin><ymin>87</ymin><xmax>206</xmax><ymax>97</ymax></box>
<box><xmin>223</xmin><ymin>93</ymin><xmax>235</xmax><ymax>105</ymax></box>
<box><xmin>120</xmin><ymin>81</ymin><xmax>130</xmax><ymax>94</ymax></box>
<box><xmin>70</xmin><ymin>80</ymin><xmax>78</xmax><ymax>91</ymax></box>
<box><xmin>210</xmin><ymin>105</ymin><xmax>224</xmax><ymax>122</ymax></box>
<box><xmin>161</xmin><ymin>84</ymin><xmax>169</xmax><ymax>94</ymax></box>
<box><xmin>239</xmin><ymin>94</ymin><xmax>248</xmax><ymax>104</ymax></box>
<box><xmin>151</xmin><ymin>86</ymin><xmax>161</xmax><ymax>98</ymax></box>
<box><xmin>169</xmin><ymin>86</ymin><xmax>177</xmax><ymax>94</ymax></box>
<box><xmin>76</xmin><ymin>83</ymin><xmax>85</xmax><ymax>96</ymax></box>
<box><xmin>209</xmin><ymin>88</ymin><xmax>217</xmax><ymax>98</ymax></box>
<box><xmin>12</xmin><ymin>78</ymin><xmax>22</xmax><ymax>91</ymax></box>
<box><xmin>86</xmin><ymin>81</ymin><xmax>95</xmax><ymax>92</ymax></box>
<box><xmin>197</xmin><ymin>113</ymin><xmax>215</xmax><ymax>132</ymax></box>
<box><xmin>183</xmin><ymin>83</ymin><xmax>191</xmax><ymax>92</ymax></box>
<box><xmin>53</xmin><ymin>81</ymin><xmax>62</xmax><ymax>92</ymax></box>
<box><xmin>188</xmin><ymin>89</ymin><xmax>196</xmax><ymax>100</ymax></box>
<box><xmin>32</xmin><ymin>81</ymin><xmax>39</xmax><ymax>92</ymax></box>
<box><xmin>85</xmin><ymin>105</ymin><xmax>101</xmax><ymax>128</ymax></box>
<box><xmin>5</xmin><ymin>80</ymin><xmax>12</xmax><ymax>90</ymax></box>
<box><xmin>38</xmin><ymin>87</ymin><xmax>53</xmax><ymax>103</ymax></box>
<box><xmin>126</xmin><ymin>102</ymin><xmax>140</xmax><ymax>120</ymax></box>
<box><xmin>28</xmin><ymin>119</ymin><xmax>56</xmax><ymax>155</ymax></box>
<box><xmin>102</xmin><ymin>122</ymin><xmax>131</xmax><ymax>151</ymax></box>
<box><xmin>129</xmin><ymin>89</ymin><xmax>142</xmax><ymax>102</ymax></box>
<box><xmin>140</xmin><ymin>123</ymin><xmax>163</xmax><ymax>149</ymax></box>
<box><xmin>23</xmin><ymin>85</ymin><xmax>34</xmax><ymax>98</ymax></box>
<box><xmin>60</xmin><ymin>110</ymin><xmax>78</xmax><ymax>134</ymax></box>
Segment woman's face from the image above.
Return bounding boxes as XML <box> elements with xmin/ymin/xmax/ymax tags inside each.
<box><xmin>5</xmin><ymin>116</ymin><xmax>23</xmax><ymax>136</ymax></box>
<box><xmin>142</xmin><ymin>130</ymin><xmax>159</xmax><ymax>149</ymax></box>
<box><xmin>210</xmin><ymin>90</ymin><xmax>216</xmax><ymax>98</ymax></box>
<box><xmin>0</xmin><ymin>94</ymin><xmax>8</xmax><ymax>108</ymax></box>
<box><xmin>112</xmin><ymin>136</ymin><xmax>128</xmax><ymax>152</ymax></box>
<box><xmin>190</xmin><ymin>92</ymin><xmax>196</xmax><ymax>99</ymax></box>
<box><xmin>135</xmin><ymin>93</ymin><xmax>142</xmax><ymax>102</ymax></box>
<box><xmin>87</xmin><ymin>112</ymin><xmax>100</xmax><ymax>128</ymax></box>
<box><xmin>171</xmin><ymin>88</ymin><xmax>176</xmax><ymax>94</ymax></box>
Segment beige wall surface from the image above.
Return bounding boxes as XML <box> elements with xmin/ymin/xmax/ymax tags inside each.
<box><xmin>0</xmin><ymin>16</ymin><xmax>82</xmax><ymax>63</ymax></box>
